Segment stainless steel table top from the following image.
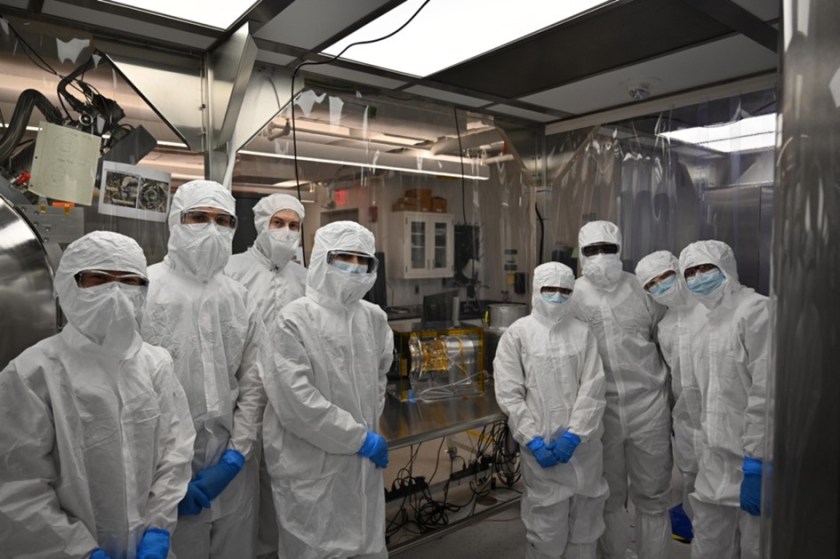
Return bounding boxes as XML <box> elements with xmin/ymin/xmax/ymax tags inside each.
<box><xmin>379</xmin><ymin>384</ymin><xmax>506</xmax><ymax>449</ymax></box>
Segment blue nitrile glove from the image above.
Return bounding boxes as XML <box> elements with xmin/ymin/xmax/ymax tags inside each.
<box><xmin>194</xmin><ymin>449</ymin><xmax>246</xmax><ymax>501</ymax></box>
<box><xmin>358</xmin><ymin>431</ymin><xmax>389</xmax><ymax>469</ymax></box>
<box><xmin>526</xmin><ymin>437</ymin><xmax>558</xmax><ymax>468</ymax></box>
<box><xmin>178</xmin><ymin>480</ymin><xmax>211</xmax><ymax>516</ymax></box>
<box><xmin>740</xmin><ymin>456</ymin><xmax>762</xmax><ymax>516</ymax></box>
<box><xmin>90</xmin><ymin>550</ymin><xmax>112</xmax><ymax>559</ymax></box>
<box><xmin>670</xmin><ymin>503</ymin><xmax>694</xmax><ymax>543</ymax></box>
<box><xmin>549</xmin><ymin>431</ymin><xmax>581</xmax><ymax>464</ymax></box>
<box><xmin>137</xmin><ymin>528</ymin><xmax>170</xmax><ymax>559</ymax></box>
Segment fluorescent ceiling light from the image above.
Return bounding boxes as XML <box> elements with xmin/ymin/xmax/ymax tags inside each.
<box><xmin>658</xmin><ymin>114</ymin><xmax>777</xmax><ymax>153</ymax></box>
<box><xmin>239</xmin><ymin>147</ymin><xmax>489</xmax><ymax>181</ymax></box>
<box><xmin>323</xmin><ymin>0</ymin><xmax>614</xmax><ymax>77</ymax></box>
<box><xmin>99</xmin><ymin>0</ymin><xmax>258</xmax><ymax>30</ymax></box>
<box><xmin>273</xmin><ymin>179</ymin><xmax>310</xmax><ymax>188</ymax></box>
<box><xmin>157</xmin><ymin>140</ymin><xmax>189</xmax><ymax>148</ymax></box>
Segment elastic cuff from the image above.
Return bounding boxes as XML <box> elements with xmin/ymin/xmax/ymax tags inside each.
<box><xmin>564</xmin><ymin>431</ymin><xmax>581</xmax><ymax>444</ymax></box>
<box><xmin>743</xmin><ymin>456</ymin><xmax>763</xmax><ymax>475</ymax></box>
<box><xmin>144</xmin><ymin>527</ymin><xmax>169</xmax><ymax>537</ymax></box>
<box><xmin>526</xmin><ymin>437</ymin><xmax>545</xmax><ymax>451</ymax></box>
<box><xmin>221</xmin><ymin>449</ymin><xmax>246</xmax><ymax>469</ymax></box>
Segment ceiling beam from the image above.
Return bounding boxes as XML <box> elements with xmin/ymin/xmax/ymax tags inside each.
<box><xmin>207</xmin><ymin>0</ymin><xmax>295</xmax><ymax>52</ymax></box>
<box><xmin>681</xmin><ymin>0</ymin><xmax>779</xmax><ymax>53</ymax></box>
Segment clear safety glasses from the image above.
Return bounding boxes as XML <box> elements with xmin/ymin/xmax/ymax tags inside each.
<box><xmin>643</xmin><ymin>270</ymin><xmax>676</xmax><ymax>292</ymax></box>
<box><xmin>74</xmin><ymin>270</ymin><xmax>149</xmax><ymax>289</ymax></box>
<box><xmin>684</xmin><ymin>263</ymin><xmax>718</xmax><ymax>279</ymax></box>
<box><xmin>326</xmin><ymin>250</ymin><xmax>379</xmax><ymax>274</ymax></box>
<box><xmin>180</xmin><ymin>209</ymin><xmax>237</xmax><ymax>230</ymax></box>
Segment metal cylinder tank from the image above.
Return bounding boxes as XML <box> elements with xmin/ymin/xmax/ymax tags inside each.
<box><xmin>0</xmin><ymin>193</ymin><xmax>59</xmax><ymax>368</ymax></box>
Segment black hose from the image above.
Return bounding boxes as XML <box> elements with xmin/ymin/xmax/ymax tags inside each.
<box><xmin>0</xmin><ymin>89</ymin><xmax>63</xmax><ymax>163</ymax></box>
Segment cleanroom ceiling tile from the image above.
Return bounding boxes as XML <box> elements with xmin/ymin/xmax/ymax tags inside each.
<box><xmin>732</xmin><ymin>0</ymin><xmax>779</xmax><ymax>21</ymax></box>
<box><xmin>520</xmin><ymin>34</ymin><xmax>777</xmax><ymax>116</ymax></box>
<box><xmin>43</xmin><ymin>0</ymin><xmax>214</xmax><ymax>48</ymax></box>
<box><xmin>254</xmin><ymin>0</ymin><xmax>393</xmax><ymax>50</ymax></box>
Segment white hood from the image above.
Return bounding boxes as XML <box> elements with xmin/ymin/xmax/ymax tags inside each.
<box><xmin>531</xmin><ymin>262</ymin><xmax>575</xmax><ymax>323</ymax></box>
<box><xmin>678</xmin><ymin>240</ymin><xmax>739</xmax><ymax>309</ymax></box>
<box><xmin>307</xmin><ymin>221</ymin><xmax>377</xmax><ymax>308</ymax></box>
<box><xmin>635</xmin><ymin>250</ymin><xmax>691</xmax><ymax>309</ymax></box>
<box><xmin>165</xmin><ymin>179</ymin><xmax>236</xmax><ymax>280</ymax></box>
<box><xmin>252</xmin><ymin>193</ymin><xmax>306</xmax><ymax>269</ymax></box>
<box><xmin>578</xmin><ymin>220</ymin><xmax>623</xmax><ymax>290</ymax></box>
<box><xmin>55</xmin><ymin>231</ymin><xmax>147</xmax><ymax>354</ymax></box>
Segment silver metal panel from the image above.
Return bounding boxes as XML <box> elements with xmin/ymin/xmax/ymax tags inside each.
<box><xmin>101</xmin><ymin>40</ymin><xmax>205</xmax><ymax>151</ymax></box>
<box><xmin>0</xmin><ymin>194</ymin><xmax>58</xmax><ymax>369</ymax></box>
<box><xmin>403</xmin><ymin>85</ymin><xmax>490</xmax><ymax>108</ymax></box>
<box><xmin>208</xmin><ymin>22</ymin><xmax>257</xmax><ymax>150</ymax></box>
<box><xmin>769</xmin><ymin>1</ymin><xmax>840</xmax><ymax>556</ymax></box>
<box><xmin>379</xmin><ymin>386</ymin><xmax>504</xmax><ymax>450</ymax></box>
<box><xmin>303</xmin><ymin>63</ymin><xmax>407</xmax><ymax>91</ymax></box>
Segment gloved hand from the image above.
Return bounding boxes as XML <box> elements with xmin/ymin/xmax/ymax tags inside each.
<box><xmin>194</xmin><ymin>449</ymin><xmax>246</xmax><ymax>501</ymax></box>
<box><xmin>549</xmin><ymin>431</ymin><xmax>581</xmax><ymax>463</ymax></box>
<box><xmin>137</xmin><ymin>528</ymin><xmax>170</xmax><ymax>559</ymax></box>
<box><xmin>358</xmin><ymin>431</ymin><xmax>389</xmax><ymax>469</ymax></box>
<box><xmin>90</xmin><ymin>550</ymin><xmax>112</xmax><ymax>559</ymax></box>
<box><xmin>740</xmin><ymin>456</ymin><xmax>762</xmax><ymax>516</ymax></box>
<box><xmin>526</xmin><ymin>437</ymin><xmax>558</xmax><ymax>468</ymax></box>
<box><xmin>178</xmin><ymin>480</ymin><xmax>211</xmax><ymax>516</ymax></box>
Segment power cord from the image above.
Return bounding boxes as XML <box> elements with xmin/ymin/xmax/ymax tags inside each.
<box><xmin>286</xmin><ymin>0</ymin><xmax>432</xmax><ymax>266</ymax></box>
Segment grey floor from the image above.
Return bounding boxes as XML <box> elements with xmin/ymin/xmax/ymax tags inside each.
<box><xmin>384</xmin><ymin>435</ymin><xmax>693</xmax><ymax>559</ymax></box>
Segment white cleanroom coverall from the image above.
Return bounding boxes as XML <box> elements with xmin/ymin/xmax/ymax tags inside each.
<box><xmin>0</xmin><ymin>231</ymin><xmax>195</xmax><ymax>559</ymax></box>
<box><xmin>679</xmin><ymin>240</ymin><xmax>769</xmax><ymax>559</ymax></box>
<box><xmin>263</xmin><ymin>220</ymin><xmax>394</xmax><ymax>559</ymax></box>
<box><xmin>635</xmin><ymin>250</ymin><xmax>706</xmax><ymax>517</ymax></box>
<box><xmin>224</xmin><ymin>193</ymin><xmax>306</xmax><ymax>559</ymax></box>
<box><xmin>225</xmin><ymin>193</ymin><xmax>307</xmax><ymax>326</ymax></box>
<box><xmin>141</xmin><ymin>180</ymin><xmax>267</xmax><ymax>559</ymax></box>
<box><xmin>574</xmin><ymin>220</ymin><xmax>672</xmax><ymax>559</ymax></box>
<box><xmin>494</xmin><ymin>262</ymin><xmax>609</xmax><ymax>559</ymax></box>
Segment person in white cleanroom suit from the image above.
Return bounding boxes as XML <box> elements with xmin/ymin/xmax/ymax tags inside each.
<box><xmin>0</xmin><ymin>231</ymin><xmax>195</xmax><ymax>559</ymax></box>
<box><xmin>141</xmin><ymin>180</ymin><xmax>267</xmax><ymax>559</ymax></box>
<box><xmin>224</xmin><ymin>193</ymin><xmax>306</xmax><ymax>559</ymax></box>
<box><xmin>635</xmin><ymin>250</ymin><xmax>706</xmax><ymax>520</ymax></box>
<box><xmin>494</xmin><ymin>262</ymin><xmax>609</xmax><ymax>559</ymax></box>
<box><xmin>225</xmin><ymin>193</ymin><xmax>307</xmax><ymax>325</ymax></box>
<box><xmin>573</xmin><ymin>220</ymin><xmax>672</xmax><ymax>559</ymax></box>
<box><xmin>262</xmin><ymin>220</ymin><xmax>394</xmax><ymax>559</ymax></box>
<box><xmin>678</xmin><ymin>240</ymin><xmax>769</xmax><ymax>559</ymax></box>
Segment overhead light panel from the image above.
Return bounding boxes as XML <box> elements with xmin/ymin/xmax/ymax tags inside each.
<box><xmin>323</xmin><ymin>0</ymin><xmax>614</xmax><ymax>77</ymax></box>
<box><xmin>658</xmin><ymin>114</ymin><xmax>777</xmax><ymax>153</ymax></box>
<box><xmin>239</xmin><ymin>147</ymin><xmax>489</xmax><ymax>181</ymax></box>
<box><xmin>99</xmin><ymin>0</ymin><xmax>258</xmax><ymax>30</ymax></box>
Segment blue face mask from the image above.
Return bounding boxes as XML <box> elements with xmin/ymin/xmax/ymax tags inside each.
<box><xmin>648</xmin><ymin>274</ymin><xmax>677</xmax><ymax>296</ymax></box>
<box><xmin>332</xmin><ymin>260</ymin><xmax>368</xmax><ymax>274</ymax></box>
<box><xmin>686</xmin><ymin>268</ymin><xmax>726</xmax><ymax>296</ymax></box>
<box><xmin>541</xmin><ymin>291</ymin><xmax>569</xmax><ymax>305</ymax></box>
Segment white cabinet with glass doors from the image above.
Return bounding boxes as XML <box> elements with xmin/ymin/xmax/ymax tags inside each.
<box><xmin>388</xmin><ymin>211</ymin><xmax>454</xmax><ymax>279</ymax></box>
